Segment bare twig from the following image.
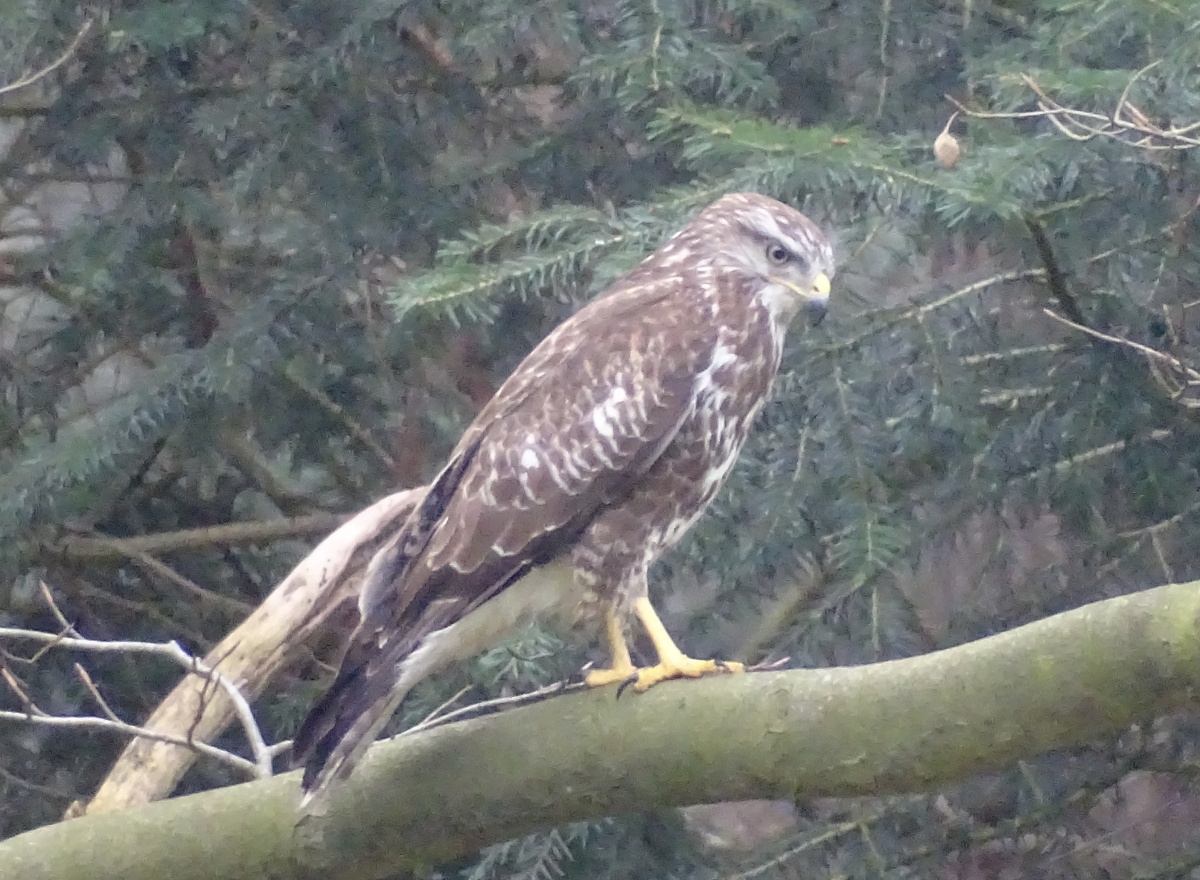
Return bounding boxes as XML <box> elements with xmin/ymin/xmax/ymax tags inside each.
<box><xmin>962</xmin><ymin>344</ymin><xmax>1067</xmax><ymax>365</ymax></box>
<box><xmin>0</xmin><ymin>19</ymin><xmax>93</xmax><ymax>96</ymax></box>
<box><xmin>55</xmin><ymin>513</ymin><xmax>348</xmax><ymax>561</ymax></box>
<box><xmin>1118</xmin><ymin>501</ymin><xmax>1200</xmax><ymax>539</ymax></box>
<box><xmin>947</xmin><ymin>65</ymin><xmax>1200</xmax><ymax>152</ymax></box>
<box><xmin>1042</xmin><ymin>308</ymin><xmax>1200</xmax><ymax>409</ymax></box>
<box><xmin>404</xmin><ymin>656</ymin><xmax>794</xmax><ymax>739</ymax></box>
<box><xmin>0</xmin><ymin>704</ymin><xmax>260</xmax><ymax>775</ymax></box>
<box><xmin>74</xmin><ymin>663</ymin><xmax>122</xmax><ymax>723</ymax></box>
<box><xmin>414</xmin><ymin>685</ymin><xmax>473</xmax><ymax>729</ymax></box>
<box><xmin>1043</xmin><ymin>308</ymin><xmax>1197</xmax><ymax>370</ymax></box>
<box><xmin>405</xmin><ymin>680</ymin><xmax>585</xmax><ymax>736</ymax></box>
<box><xmin>77</xmin><ymin>536</ymin><xmax>256</xmax><ymax>616</ymax></box>
<box><xmin>0</xmin><ymin>763</ymin><xmax>75</xmax><ymax>801</ymax></box>
<box><xmin>282</xmin><ymin>368</ymin><xmax>397</xmax><ymax>472</ymax></box>
<box><xmin>39</xmin><ymin>581</ymin><xmax>78</xmax><ymax>637</ymax></box>
<box><xmin>0</xmin><ymin>623</ymin><xmax>276</xmax><ymax>779</ymax></box>
<box><xmin>1045</xmin><ymin>431</ymin><xmax>1172</xmax><ymax>476</ymax></box>
<box><xmin>1</xmin><ymin>664</ymin><xmax>37</xmax><ymax>709</ymax></box>
<box><xmin>915</xmin><ymin>268</ymin><xmax>1047</xmax><ymax>318</ymax></box>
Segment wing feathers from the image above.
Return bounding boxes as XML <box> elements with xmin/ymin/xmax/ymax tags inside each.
<box><xmin>292</xmin><ymin>622</ymin><xmax>425</xmax><ymax>801</ymax></box>
<box><xmin>355</xmin><ymin>432</ymin><xmax>486</xmax><ymax>619</ymax></box>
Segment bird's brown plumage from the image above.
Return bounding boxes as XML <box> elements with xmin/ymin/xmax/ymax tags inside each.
<box><xmin>293</xmin><ymin>193</ymin><xmax>834</xmax><ymax>803</ymax></box>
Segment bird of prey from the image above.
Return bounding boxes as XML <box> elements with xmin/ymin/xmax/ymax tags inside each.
<box><xmin>293</xmin><ymin>192</ymin><xmax>834</xmax><ymax>804</ymax></box>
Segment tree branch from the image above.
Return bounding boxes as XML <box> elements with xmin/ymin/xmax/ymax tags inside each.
<box><xmin>78</xmin><ymin>489</ymin><xmax>421</xmax><ymax>816</ymax></box>
<box><xmin>0</xmin><ymin>623</ymin><xmax>273</xmax><ymax>779</ymax></box>
<box><xmin>1025</xmin><ymin>217</ymin><xmax>1085</xmax><ymax>326</ymax></box>
<box><xmin>0</xmin><ymin>19</ymin><xmax>93</xmax><ymax>97</ymax></box>
<box><xmin>3</xmin><ymin>579</ymin><xmax>1199</xmax><ymax>880</ymax></box>
<box><xmin>55</xmin><ymin>514</ymin><xmax>348</xmax><ymax>560</ymax></box>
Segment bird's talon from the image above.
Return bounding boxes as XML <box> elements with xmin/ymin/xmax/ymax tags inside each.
<box><xmin>616</xmin><ymin>672</ymin><xmax>640</xmax><ymax>699</ymax></box>
<box><xmin>585</xmin><ymin>664</ymin><xmax>638</xmax><ymax>688</ymax></box>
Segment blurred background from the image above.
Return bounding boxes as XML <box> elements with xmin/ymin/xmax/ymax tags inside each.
<box><xmin>2</xmin><ymin>0</ymin><xmax>1199</xmax><ymax>876</ymax></box>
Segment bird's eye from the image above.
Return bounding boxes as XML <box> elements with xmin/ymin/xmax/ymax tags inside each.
<box><xmin>765</xmin><ymin>243</ymin><xmax>790</xmax><ymax>265</ymax></box>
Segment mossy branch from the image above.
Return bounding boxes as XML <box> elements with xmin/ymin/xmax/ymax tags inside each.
<box><xmin>3</xmin><ymin>579</ymin><xmax>1200</xmax><ymax>880</ymax></box>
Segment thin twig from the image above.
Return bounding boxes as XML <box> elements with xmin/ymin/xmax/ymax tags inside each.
<box><xmin>282</xmin><ymin>369</ymin><xmax>397</xmax><ymax>472</ymax></box>
<box><xmin>74</xmin><ymin>663</ymin><xmax>122</xmax><ymax>723</ymax></box>
<box><xmin>1117</xmin><ymin>501</ymin><xmax>1200</xmax><ymax>539</ymax></box>
<box><xmin>1042</xmin><ymin>309</ymin><xmax>1200</xmax><ymax>381</ymax></box>
<box><xmin>415</xmin><ymin>685</ymin><xmax>472</xmax><ymax>728</ymax></box>
<box><xmin>86</xmin><ymin>539</ymin><xmax>256</xmax><ymax>616</ymax></box>
<box><xmin>1</xmin><ymin>664</ymin><xmax>38</xmax><ymax>710</ymax></box>
<box><xmin>946</xmin><ymin>66</ymin><xmax>1200</xmax><ymax>151</ymax></box>
<box><xmin>0</xmin><ymin>706</ymin><xmax>259</xmax><ymax>775</ymax></box>
<box><xmin>405</xmin><ymin>680</ymin><xmax>585</xmax><ymax>736</ymax></box>
<box><xmin>405</xmin><ymin>659</ymin><xmax>793</xmax><ymax>738</ymax></box>
<box><xmin>0</xmin><ymin>624</ymin><xmax>276</xmax><ymax>779</ymax></box>
<box><xmin>0</xmin><ymin>764</ymin><xmax>76</xmax><ymax>801</ymax></box>
<box><xmin>1045</xmin><ymin>431</ymin><xmax>1172</xmax><ymax>477</ymax></box>
<box><xmin>39</xmin><ymin>582</ymin><xmax>79</xmax><ymax>637</ymax></box>
<box><xmin>0</xmin><ymin>19</ymin><xmax>93</xmax><ymax>96</ymax></box>
<box><xmin>56</xmin><ymin>513</ymin><xmax>348</xmax><ymax>561</ymax></box>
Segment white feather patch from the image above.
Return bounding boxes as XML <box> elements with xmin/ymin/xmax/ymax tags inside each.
<box><xmin>398</xmin><ymin>561</ymin><xmax>575</xmax><ymax>688</ymax></box>
<box><xmin>591</xmin><ymin>407</ymin><xmax>614</xmax><ymax>438</ymax></box>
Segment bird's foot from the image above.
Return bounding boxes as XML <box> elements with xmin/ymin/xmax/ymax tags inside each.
<box><xmin>626</xmin><ymin>656</ymin><xmax>745</xmax><ymax>692</ymax></box>
<box><xmin>584</xmin><ymin>661</ymin><xmax>639</xmax><ymax>688</ymax></box>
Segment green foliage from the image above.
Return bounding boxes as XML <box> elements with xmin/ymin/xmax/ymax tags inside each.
<box><xmin>462</xmin><ymin>821</ymin><xmax>604</xmax><ymax>880</ymax></box>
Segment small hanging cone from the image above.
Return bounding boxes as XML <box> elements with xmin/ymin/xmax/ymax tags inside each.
<box><xmin>934</xmin><ymin>113</ymin><xmax>961</xmax><ymax>169</ymax></box>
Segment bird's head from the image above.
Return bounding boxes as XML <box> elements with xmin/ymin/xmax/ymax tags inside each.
<box><xmin>698</xmin><ymin>193</ymin><xmax>835</xmax><ymax>325</ymax></box>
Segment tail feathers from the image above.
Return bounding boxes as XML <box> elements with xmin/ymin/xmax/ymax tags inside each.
<box><xmin>292</xmin><ymin>659</ymin><xmax>413</xmax><ymax>808</ymax></box>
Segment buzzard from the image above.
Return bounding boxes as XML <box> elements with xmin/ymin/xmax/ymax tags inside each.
<box><xmin>294</xmin><ymin>193</ymin><xmax>834</xmax><ymax>804</ymax></box>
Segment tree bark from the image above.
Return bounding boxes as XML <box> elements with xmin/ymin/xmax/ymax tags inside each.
<box><xmin>4</xmin><ymin>579</ymin><xmax>1199</xmax><ymax>880</ymax></box>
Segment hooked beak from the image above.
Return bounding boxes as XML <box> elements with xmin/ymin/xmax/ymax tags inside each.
<box><xmin>805</xmin><ymin>272</ymin><xmax>831</xmax><ymax>324</ymax></box>
<box><xmin>770</xmin><ymin>272</ymin><xmax>831</xmax><ymax>325</ymax></box>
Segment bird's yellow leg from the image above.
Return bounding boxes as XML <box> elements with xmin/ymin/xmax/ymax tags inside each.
<box><xmin>629</xmin><ymin>597</ymin><xmax>744</xmax><ymax>692</ymax></box>
<box><xmin>584</xmin><ymin>607</ymin><xmax>638</xmax><ymax>687</ymax></box>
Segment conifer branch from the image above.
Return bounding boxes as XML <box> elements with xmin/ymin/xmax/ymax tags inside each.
<box><xmin>1025</xmin><ymin>219</ymin><xmax>1085</xmax><ymax>327</ymax></box>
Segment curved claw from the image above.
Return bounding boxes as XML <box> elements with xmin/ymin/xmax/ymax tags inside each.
<box><xmin>616</xmin><ymin>671</ymin><xmax>641</xmax><ymax>699</ymax></box>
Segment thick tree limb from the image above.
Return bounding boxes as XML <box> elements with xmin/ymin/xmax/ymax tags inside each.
<box><xmin>4</xmin><ymin>579</ymin><xmax>1199</xmax><ymax>880</ymax></box>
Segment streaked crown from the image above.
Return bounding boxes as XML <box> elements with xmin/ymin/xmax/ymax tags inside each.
<box><xmin>680</xmin><ymin>192</ymin><xmax>834</xmax><ymax>322</ymax></box>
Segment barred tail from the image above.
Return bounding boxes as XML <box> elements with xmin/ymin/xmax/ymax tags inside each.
<box><xmin>292</xmin><ymin>645</ymin><xmax>415</xmax><ymax>808</ymax></box>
